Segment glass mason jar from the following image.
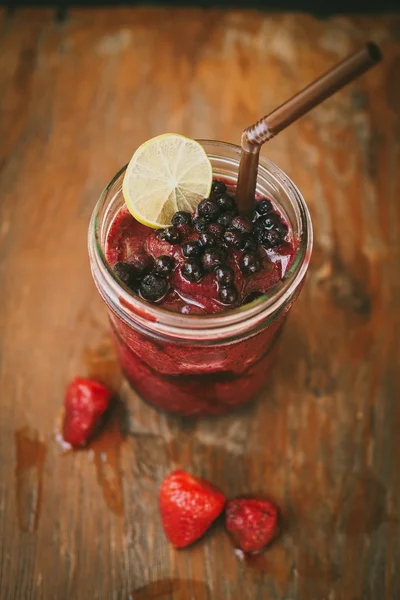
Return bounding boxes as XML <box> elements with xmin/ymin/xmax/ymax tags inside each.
<box><xmin>88</xmin><ymin>140</ymin><xmax>312</xmax><ymax>417</ymax></box>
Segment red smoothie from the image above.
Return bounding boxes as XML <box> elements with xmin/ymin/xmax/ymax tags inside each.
<box><xmin>103</xmin><ymin>179</ymin><xmax>298</xmax><ymax>416</ymax></box>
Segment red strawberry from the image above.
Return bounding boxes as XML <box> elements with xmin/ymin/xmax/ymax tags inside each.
<box><xmin>225</xmin><ymin>498</ymin><xmax>279</xmax><ymax>553</ymax></box>
<box><xmin>159</xmin><ymin>470</ymin><xmax>226</xmax><ymax>548</ymax></box>
<box><xmin>62</xmin><ymin>377</ymin><xmax>112</xmax><ymax>447</ymax></box>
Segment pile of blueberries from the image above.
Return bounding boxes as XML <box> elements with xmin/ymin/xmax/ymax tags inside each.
<box><xmin>113</xmin><ymin>253</ymin><xmax>173</xmax><ymax>303</ymax></box>
<box><xmin>113</xmin><ymin>180</ymin><xmax>288</xmax><ymax>304</ymax></box>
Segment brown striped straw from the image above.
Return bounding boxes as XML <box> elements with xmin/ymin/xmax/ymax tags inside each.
<box><xmin>236</xmin><ymin>42</ymin><xmax>382</xmax><ymax>216</ymax></box>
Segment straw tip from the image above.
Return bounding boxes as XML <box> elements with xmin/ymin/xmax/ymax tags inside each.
<box><xmin>366</xmin><ymin>42</ymin><xmax>383</xmax><ymax>63</ymax></box>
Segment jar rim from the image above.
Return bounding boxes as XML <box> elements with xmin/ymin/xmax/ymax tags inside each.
<box><xmin>88</xmin><ymin>139</ymin><xmax>313</xmax><ymax>341</ymax></box>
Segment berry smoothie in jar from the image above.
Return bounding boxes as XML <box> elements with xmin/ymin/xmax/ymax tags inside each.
<box><xmin>88</xmin><ymin>137</ymin><xmax>312</xmax><ymax>416</ymax></box>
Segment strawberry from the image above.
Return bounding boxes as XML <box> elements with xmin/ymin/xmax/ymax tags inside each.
<box><xmin>159</xmin><ymin>470</ymin><xmax>226</xmax><ymax>548</ymax></box>
<box><xmin>225</xmin><ymin>498</ymin><xmax>279</xmax><ymax>553</ymax></box>
<box><xmin>62</xmin><ymin>377</ymin><xmax>112</xmax><ymax>447</ymax></box>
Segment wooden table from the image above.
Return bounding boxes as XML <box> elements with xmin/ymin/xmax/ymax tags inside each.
<box><xmin>1</xmin><ymin>7</ymin><xmax>399</xmax><ymax>599</ymax></box>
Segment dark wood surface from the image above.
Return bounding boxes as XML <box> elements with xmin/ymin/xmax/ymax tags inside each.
<box><xmin>0</xmin><ymin>8</ymin><xmax>399</xmax><ymax>600</ymax></box>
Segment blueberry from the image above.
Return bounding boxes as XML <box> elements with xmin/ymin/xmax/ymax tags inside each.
<box><xmin>154</xmin><ymin>255</ymin><xmax>174</xmax><ymax>275</ymax></box>
<box><xmin>113</xmin><ymin>262</ymin><xmax>138</xmax><ymax>289</ymax></box>
<box><xmin>198</xmin><ymin>199</ymin><xmax>219</xmax><ymax>221</ymax></box>
<box><xmin>208</xmin><ymin>222</ymin><xmax>225</xmax><ymax>240</ymax></box>
<box><xmin>241</xmin><ymin>234</ymin><xmax>258</xmax><ymax>252</ymax></box>
<box><xmin>216</xmin><ymin>193</ymin><xmax>237</xmax><ymax>213</ymax></box>
<box><xmin>275</xmin><ymin>222</ymin><xmax>289</xmax><ymax>239</ymax></box>
<box><xmin>215</xmin><ymin>264</ymin><xmax>234</xmax><ymax>285</ymax></box>
<box><xmin>140</xmin><ymin>273</ymin><xmax>169</xmax><ymax>302</ymax></box>
<box><xmin>158</xmin><ymin>226</ymin><xmax>181</xmax><ymax>244</ymax></box>
<box><xmin>217</xmin><ymin>211</ymin><xmax>235</xmax><ymax>228</ymax></box>
<box><xmin>199</xmin><ymin>231</ymin><xmax>217</xmax><ymax>248</ymax></box>
<box><xmin>239</xmin><ymin>252</ymin><xmax>261</xmax><ymax>274</ymax></box>
<box><xmin>257</xmin><ymin>199</ymin><xmax>273</xmax><ymax>215</ymax></box>
<box><xmin>260</xmin><ymin>213</ymin><xmax>281</xmax><ymax>230</ymax></box>
<box><xmin>211</xmin><ymin>180</ymin><xmax>227</xmax><ymax>198</ymax></box>
<box><xmin>182</xmin><ymin>259</ymin><xmax>204</xmax><ymax>282</ymax></box>
<box><xmin>253</xmin><ymin>220</ymin><xmax>266</xmax><ymax>242</ymax></box>
<box><xmin>231</xmin><ymin>216</ymin><xmax>253</xmax><ymax>233</ymax></box>
<box><xmin>194</xmin><ymin>217</ymin><xmax>210</xmax><ymax>233</ymax></box>
<box><xmin>219</xmin><ymin>286</ymin><xmax>238</xmax><ymax>304</ymax></box>
<box><xmin>224</xmin><ymin>229</ymin><xmax>243</xmax><ymax>248</ymax></box>
<box><xmin>202</xmin><ymin>247</ymin><xmax>226</xmax><ymax>271</ymax></box>
<box><xmin>261</xmin><ymin>229</ymin><xmax>282</xmax><ymax>248</ymax></box>
<box><xmin>127</xmin><ymin>252</ymin><xmax>153</xmax><ymax>276</ymax></box>
<box><xmin>172</xmin><ymin>211</ymin><xmax>192</xmax><ymax>226</ymax></box>
<box><xmin>182</xmin><ymin>241</ymin><xmax>202</xmax><ymax>258</ymax></box>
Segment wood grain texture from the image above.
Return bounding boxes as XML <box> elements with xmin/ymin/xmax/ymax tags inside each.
<box><xmin>0</xmin><ymin>7</ymin><xmax>399</xmax><ymax>599</ymax></box>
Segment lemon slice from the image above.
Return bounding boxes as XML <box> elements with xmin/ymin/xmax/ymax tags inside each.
<box><xmin>122</xmin><ymin>134</ymin><xmax>213</xmax><ymax>228</ymax></box>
